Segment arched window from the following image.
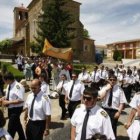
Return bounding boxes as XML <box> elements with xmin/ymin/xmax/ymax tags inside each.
<box><xmin>83</xmin><ymin>45</ymin><xmax>88</xmax><ymax>51</ymax></box>
<box><xmin>19</xmin><ymin>11</ymin><xmax>23</xmax><ymax>20</ymax></box>
<box><xmin>25</xmin><ymin>12</ymin><xmax>28</xmax><ymax>20</ymax></box>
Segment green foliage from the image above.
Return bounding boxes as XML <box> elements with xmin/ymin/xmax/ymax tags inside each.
<box><xmin>73</xmin><ymin>64</ymin><xmax>86</xmax><ymax>69</ymax></box>
<box><xmin>117</xmin><ymin>56</ymin><xmax>122</xmax><ymax>61</ymax></box>
<box><xmin>73</xmin><ymin>63</ymin><xmax>96</xmax><ymax>75</ymax></box>
<box><xmin>0</xmin><ymin>39</ymin><xmax>12</xmax><ymax>52</ymax></box>
<box><xmin>1</xmin><ymin>64</ymin><xmax>8</xmax><ymax>74</ymax></box>
<box><xmin>0</xmin><ymin>62</ymin><xmax>24</xmax><ymax>81</ymax></box>
<box><xmin>35</xmin><ymin>0</ymin><xmax>75</xmax><ymax>52</ymax></box>
<box><xmin>83</xmin><ymin>29</ymin><xmax>90</xmax><ymax>38</ymax></box>
<box><xmin>29</xmin><ymin>41</ymin><xmax>40</xmax><ymax>53</ymax></box>
<box><xmin>113</xmin><ymin>49</ymin><xmax>122</xmax><ymax>61</ymax></box>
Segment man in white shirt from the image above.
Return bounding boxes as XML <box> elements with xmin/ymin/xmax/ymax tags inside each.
<box><xmin>65</xmin><ymin>73</ymin><xmax>85</xmax><ymax>118</ymax></box>
<box><xmin>124</xmin><ymin>92</ymin><xmax>140</xmax><ymax>140</ymax></box>
<box><xmin>98</xmin><ymin>75</ymin><xmax>127</xmax><ymax>137</ymax></box>
<box><xmin>24</xmin><ymin>79</ymin><xmax>51</xmax><ymax>140</ymax></box>
<box><xmin>0</xmin><ymin>72</ymin><xmax>25</xmax><ymax>140</ymax></box>
<box><xmin>78</xmin><ymin>66</ymin><xmax>91</xmax><ymax>88</ymax></box>
<box><xmin>91</xmin><ymin>66</ymin><xmax>100</xmax><ymax>83</ymax></box>
<box><xmin>71</xmin><ymin>87</ymin><xmax>115</xmax><ymax>140</ymax></box>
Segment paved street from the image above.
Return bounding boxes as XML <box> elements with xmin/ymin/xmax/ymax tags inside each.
<box><xmin>2</xmin><ymin>62</ymin><xmax>132</xmax><ymax>139</ymax></box>
<box><xmin>3</xmin><ymin>92</ymin><xmax>131</xmax><ymax>140</ymax></box>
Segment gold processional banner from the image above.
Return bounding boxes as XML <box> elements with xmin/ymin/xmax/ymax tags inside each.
<box><xmin>42</xmin><ymin>39</ymin><xmax>73</xmax><ymax>62</ymax></box>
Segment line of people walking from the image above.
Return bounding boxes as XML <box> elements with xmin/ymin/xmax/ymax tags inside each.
<box><xmin>0</xmin><ymin>61</ymin><xmax>140</xmax><ymax>140</ymax></box>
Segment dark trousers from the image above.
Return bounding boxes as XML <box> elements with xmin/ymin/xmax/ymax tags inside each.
<box><xmin>59</xmin><ymin>95</ymin><xmax>67</xmax><ymax>118</ymax></box>
<box><xmin>122</xmin><ymin>85</ymin><xmax>132</xmax><ymax>102</ymax></box>
<box><xmin>103</xmin><ymin>108</ymin><xmax>118</xmax><ymax>137</ymax></box>
<box><xmin>8</xmin><ymin>107</ymin><xmax>25</xmax><ymax>140</ymax></box>
<box><xmin>18</xmin><ymin>64</ymin><xmax>23</xmax><ymax>71</ymax></box>
<box><xmin>26</xmin><ymin>120</ymin><xmax>46</xmax><ymax>140</ymax></box>
<box><xmin>134</xmin><ymin>82</ymin><xmax>140</xmax><ymax>92</ymax></box>
<box><xmin>68</xmin><ymin>100</ymin><xmax>81</xmax><ymax>118</ymax></box>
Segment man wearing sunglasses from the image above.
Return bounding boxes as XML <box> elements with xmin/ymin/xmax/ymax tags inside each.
<box><xmin>98</xmin><ymin>75</ymin><xmax>127</xmax><ymax>138</ymax></box>
<box><xmin>71</xmin><ymin>87</ymin><xmax>115</xmax><ymax>140</ymax></box>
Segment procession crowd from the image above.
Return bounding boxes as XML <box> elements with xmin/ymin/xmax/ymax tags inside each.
<box><xmin>0</xmin><ymin>55</ymin><xmax>140</xmax><ymax>140</ymax></box>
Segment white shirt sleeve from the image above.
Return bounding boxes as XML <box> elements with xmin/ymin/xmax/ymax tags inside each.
<box><xmin>129</xmin><ymin>94</ymin><xmax>139</xmax><ymax>109</ymax></box>
<box><xmin>42</xmin><ymin>97</ymin><xmax>51</xmax><ymax>116</ymax></box>
<box><xmin>15</xmin><ymin>84</ymin><xmax>25</xmax><ymax>101</ymax></box>
<box><xmin>102</xmin><ymin>116</ymin><xmax>116</xmax><ymax>140</ymax></box>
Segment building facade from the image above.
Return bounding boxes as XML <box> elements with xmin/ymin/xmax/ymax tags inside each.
<box><xmin>81</xmin><ymin>38</ymin><xmax>95</xmax><ymax>62</ymax></box>
<box><xmin>107</xmin><ymin>39</ymin><xmax>140</xmax><ymax>60</ymax></box>
<box><xmin>11</xmin><ymin>0</ymin><xmax>95</xmax><ymax>62</ymax></box>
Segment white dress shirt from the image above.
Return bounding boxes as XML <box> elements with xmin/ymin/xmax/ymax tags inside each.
<box><xmin>5</xmin><ymin>81</ymin><xmax>25</xmax><ymax>108</ymax></box>
<box><xmin>24</xmin><ymin>91</ymin><xmax>51</xmax><ymax>121</ymax></box>
<box><xmin>127</xmin><ymin>93</ymin><xmax>140</xmax><ymax>140</ymax></box>
<box><xmin>56</xmin><ymin>80</ymin><xmax>68</xmax><ymax>95</ymax></box>
<box><xmin>99</xmin><ymin>69</ymin><xmax>108</xmax><ymax>80</ymax></box>
<box><xmin>78</xmin><ymin>72</ymin><xmax>91</xmax><ymax>86</ymax></box>
<box><xmin>64</xmin><ymin>80</ymin><xmax>85</xmax><ymax>101</ymax></box>
<box><xmin>71</xmin><ymin>104</ymin><xmax>115</xmax><ymax>140</ymax></box>
<box><xmin>41</xmin><ymin>81</ymin><xmax>50</xmax><ymax>95</ymax></box>
<box><xmin>98</xmin><ymin>84</ymin><xmax>127</xmax><ymax>110</ymax></box>
<box><xmin>91</xmin><ymin>71</ymin><xmax>100</xmax><ymax>83</ymax></box>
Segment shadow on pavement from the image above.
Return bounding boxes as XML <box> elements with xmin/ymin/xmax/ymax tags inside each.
<box><xmin>50</xmin><ymin>121</ymin><xmax>64</xmax><ymax>129</ymax></box>
<box><xmin>118</xmin><ymin>121</ymin><xmax>124</xmax><ymax>126</ymax></box>
<box><xmin>117</xmin><ymin>135</ymin><xmax>129</xmax><ymax>140</ymax></box>
<box><xmin>121</xmin><ymin>111</ymin><xmax>127</xmax><ymax>115</ymax></box>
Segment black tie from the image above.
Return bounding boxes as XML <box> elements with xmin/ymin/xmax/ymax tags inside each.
<box><xmin>80</xmin><ymin>109</ymin><xmax>90</xmax><ymax>140</ymax></box>
<box><xmin>69</xmin><ymin>80</ymin><xmax>75</xmax><ymax>98</ymax></box>
<box><xmin>108</xmin><ymin>87</ymin><xmax>113</xmax><ymax>106</ymax></box>
<box><xmin>101</xmin><ymin>70</ymin><xmax>103</xmax><ymax>77</ymax></box>
<box><xmin>29</xmin><ymin>94</ymin><xmax>37</xmax><ymax>118</ymax></box>
<box><xmin>6</xmin><ymin>85</ymin><xmax>11</xmax><ymax>100</ymax></box>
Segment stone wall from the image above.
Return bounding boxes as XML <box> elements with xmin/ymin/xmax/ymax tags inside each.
<box><xmin>28</xmin><ymin>0</ymin><xmax>43</xmax><ymax>42</ymax></box>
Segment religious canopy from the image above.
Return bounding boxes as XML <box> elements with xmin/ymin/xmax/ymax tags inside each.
<box><xmin>42</xmin><ymin>39</ymin><xmax>73</xmax><ymax>61</ymax></box>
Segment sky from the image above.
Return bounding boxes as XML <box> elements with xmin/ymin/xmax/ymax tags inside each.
<box><xmin>0</xmin><ymin>0</ymin><xmax>140</xmax><ymax>45</ymax></box>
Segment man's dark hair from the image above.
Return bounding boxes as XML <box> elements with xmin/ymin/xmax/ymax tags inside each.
<box><xmin>109</xmin><ymin>74</ymin><xmax>117</xmax><ymax>80</ymax></box>
<box><xmin>3</xmin><ymin>72</ymin><xmax>15</xmax><ymax>81</ymax></box>
<box><xmin>83</xmin><ymin>87</ymin><xmax>98</xmax><ymax>98</ymax></box>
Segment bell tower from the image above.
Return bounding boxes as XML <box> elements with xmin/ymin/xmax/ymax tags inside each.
<box><xmin>13</xmin><ymin>4</ymin><xmax>28</xmax><ymax>37</ymax></box>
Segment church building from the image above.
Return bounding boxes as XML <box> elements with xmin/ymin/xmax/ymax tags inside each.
<box><xmin>11</xmin><ymin>0</ymin><xmax>95</xmax><ymax>62</ymax></box>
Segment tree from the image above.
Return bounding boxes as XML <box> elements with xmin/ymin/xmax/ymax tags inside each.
<box><xmin>83</xmin><ymin>29</ymin><xmax>90</xmax><ymax>38</ymax></box>
<box><xmin>35</xmin><ymin>0</ymin><xmax>75</xmax><ymax>52</ymax></box>
<box><xmin>113</xmin><ymin>49</ymin><xmax>122</xmax><ymax>61</ymax></box>
<box><xmin>0</xmin><ymin>39</ymin><xmax>12</xmax><ymax>52</ymax></box>
<box><xmin>29</xmin><ymin>41</ymin><xmax>39</xmax><ymax>53</ymax></box>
